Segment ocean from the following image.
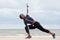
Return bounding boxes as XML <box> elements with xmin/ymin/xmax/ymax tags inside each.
<box><xmin>0</xmin><ymin>29</ymin><xmax>60</xmax><ymax>36</ymax></box>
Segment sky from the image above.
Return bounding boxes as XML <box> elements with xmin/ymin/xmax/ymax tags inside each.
<box><xmin>0</xmin><ymin>0</ymin><xmax>60</xmax><ymax>29</ymax></box>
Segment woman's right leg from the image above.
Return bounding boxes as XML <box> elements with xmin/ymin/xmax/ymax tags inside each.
<box><xmin>25</xmin><ymin>26</ymin><xmax>31</xmax><ymax>38</ymax></box>
<box><xmin>25</xmin><ymin>25</ymin><xmax>36</xmax><ymax>38</ymax></box>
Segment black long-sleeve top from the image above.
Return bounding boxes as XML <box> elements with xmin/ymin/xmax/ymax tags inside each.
<box><xmin>23</xmin><ymin>15</ymin><xmax>34</xmax><ymax>27</ymax></box>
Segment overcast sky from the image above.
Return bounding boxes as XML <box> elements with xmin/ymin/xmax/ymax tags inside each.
<box><xmin>0</xmin><ymin>0</ymin><xmax>60</xmax><ymax>29</ymax></box>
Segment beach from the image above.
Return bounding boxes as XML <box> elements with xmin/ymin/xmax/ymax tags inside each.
<box><xmin>0</xmin><ymin>29</ymin><xmax>60</xmax><ymax>40</ymax></box>
<box><xmin>0</xmin><ymin>35</ymin><xmax>60</xmax><ymax>40</ymax></box>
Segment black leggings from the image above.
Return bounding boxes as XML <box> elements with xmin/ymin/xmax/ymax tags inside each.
<box><xmin>25</xmin><ymin>22</ymin><xmax>50</xmax><ymax>33</ymax></box>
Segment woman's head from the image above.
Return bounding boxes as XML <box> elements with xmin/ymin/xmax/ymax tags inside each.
<box><xmin>19</xmin><ymin>14</ymin><xmax>26</xmax><ymax>19</ymax></box>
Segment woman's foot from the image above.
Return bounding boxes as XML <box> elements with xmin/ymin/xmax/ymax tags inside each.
<box><xmin>52</xmin><ymin>33</ymin><xmax>55</xmax><ymax>39</ymax></box>
<box><xmin>49</xmin><ymin>32</ymin><xmax>55</xmax><ymax>39</ymax></box>
<box><xmin>26</xmin><ymin>36</ymin><xmax>31</xmax><ymax>39</ymax></box>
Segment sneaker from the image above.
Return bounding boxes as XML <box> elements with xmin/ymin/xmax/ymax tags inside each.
<box><xmin>52</xmin><ymin>33</ymin><xmax>55</xmax><ymax>39</ymax></box>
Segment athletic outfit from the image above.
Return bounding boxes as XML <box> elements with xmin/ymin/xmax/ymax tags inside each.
<box><xmin>23</xmin><ymin>15</ymin><xmax>50</xmax><ymax>33</ymax></box>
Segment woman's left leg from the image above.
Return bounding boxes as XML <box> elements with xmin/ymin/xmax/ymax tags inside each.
<box><xmin>28</xmin><ymin>25</ymin><xmax>36</xmax><ymax>29</ymax></box>
<box><xmin>34</xmin><ymin>22</ymin><xmax>55</xmax><ymax>39</ymax></box>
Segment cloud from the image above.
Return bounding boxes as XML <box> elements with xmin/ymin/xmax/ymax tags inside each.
<box><xmin>0</xmin><ymin>0</ymin><xmax>26</xmax><ymax>9</ymax></box>
<box><xmin>0</xmin><ymin>24</ymin><xmax>24</xmax><ymax>29</ymax></box>
<box><xmin>29</xmin><ymin>0</ymin><xmax>60</xmax><ymax>11</ymax></box>
<box><xmin>42</xmin><ymin>24</ymin><xmax>60</xmax><ymax>29</ymax></box>
<box><xmin>0</xmin><ymin>0</ymin><xmax>17</xmax><ymax>8</ymax></box>
<box><xmin>0</xmin><ymin>8</ymin><xmax>20</xmax><ymax>24</ymax></box>
<box><xmin>0</xmin><ymin>8</ymin><xmax>19</xmax><ymax>18</ymax></box>
<box><xmin>0</xmin><ymin>0</ymin><xmax>60</xmax><ymax>29</ymax></box>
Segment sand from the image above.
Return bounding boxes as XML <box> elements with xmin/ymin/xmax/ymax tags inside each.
<box><xmin>0</xmin><ymin>35</ymin><xmax>60</xmax><ymax>40</ymax></box>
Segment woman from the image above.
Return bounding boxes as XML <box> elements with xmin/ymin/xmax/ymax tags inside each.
<box><xmin>19</xmin><ymin>14</ymin><xmax>55</xmax><ymax>39</ymax></box>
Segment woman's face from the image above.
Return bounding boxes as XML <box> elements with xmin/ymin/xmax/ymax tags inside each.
<box><xmin>20</xmin><ymin>14</ymin><xmax>25</xmax><ymax>19</ymax></box>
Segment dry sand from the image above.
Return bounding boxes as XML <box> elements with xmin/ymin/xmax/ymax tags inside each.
<box><xmin>0</xmin><ymin>35</ymin><xmax>60</xmax><ymax>40</ymax></box>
